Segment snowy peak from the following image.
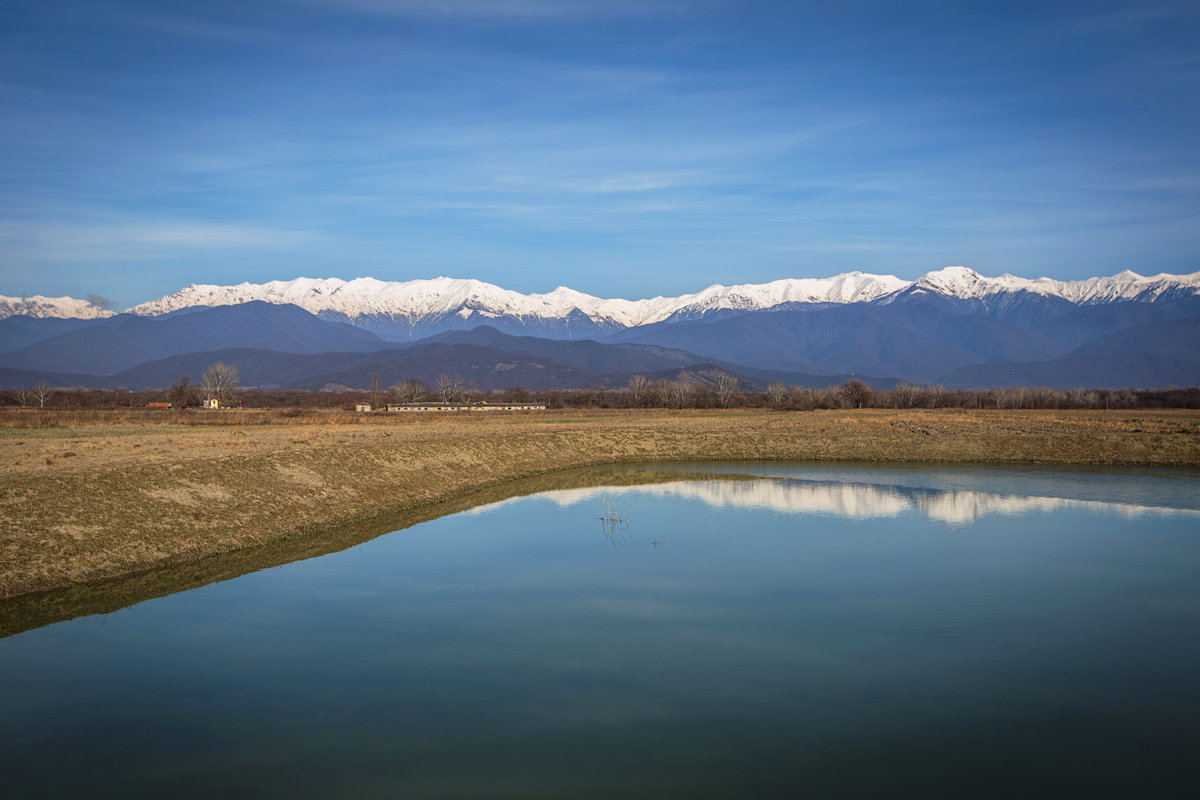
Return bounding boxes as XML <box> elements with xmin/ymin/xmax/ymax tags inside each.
<box><xmin>910</xmin><ymin>266</ymin><xmax>993</xmax><ymax>298</ymax></box>
<box><xmin>692</xmin><ymin>273</ymin><xmax>909</xmax><ymax>310</ymax></box>
<box><xmin>0</xmin><ymin>294</ymin><xmax>117</xmax><ymax>320</ymax></box>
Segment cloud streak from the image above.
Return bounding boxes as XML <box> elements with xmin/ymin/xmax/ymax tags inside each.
<box><xmin>0</xmin><ymin>220</ymin><xmax>321</xmax><ymax>261</ymax></box>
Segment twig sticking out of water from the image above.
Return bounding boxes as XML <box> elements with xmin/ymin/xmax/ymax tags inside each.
<box><xmin>597</xmin><ymin>494</ymin><xmax>631</xmax><ymax>524</ymax></box>
<box><xmin>598</xmin><ymin>494</ymin><xmax>634</xmax><ymax>547</ymax></box>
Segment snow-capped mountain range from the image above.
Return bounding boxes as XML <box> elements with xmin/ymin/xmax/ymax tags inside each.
<box><xmin>120</xmin><ymin>270</ymin><xmax>915</xmax><ymax>328</ymax></box>
<box><xmin>0</xmin><ymin>295</ymin><xmax>117</xmax><ymax>321</ymax></box>
<box><xmin>5</xmin><ymin>267</ymin><xmax>1199</xmax><ymax>337</ymax></box>
<box><xmin>896</xmin><ymin>266</ymin><xmax>1200</xmax><ymax>304</ymax></box>
<box><xmin>4</xmin><ymin>265</ymin><xmax>1199</xmax><ymax>390</ymax></box>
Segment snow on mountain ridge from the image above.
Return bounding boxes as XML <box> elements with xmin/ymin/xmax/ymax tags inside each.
<box><xmin>0</xmin><ymin>294</ymin><xmax>117</xmax><ymax>320</ymax></box>
<box><xmin>10</xmin><ymin>267</ymin><xmax>1199</xmax><ymax>323</ymax></box>
<box><xmin>908</xmin><ymin>266</ymin><xmax>1200</xmax><ymax>304</ymax></box>
<box><xmin>125</xmin><ymin>272</ymin><xmax>911</xmax><ymax>327</ymax></box>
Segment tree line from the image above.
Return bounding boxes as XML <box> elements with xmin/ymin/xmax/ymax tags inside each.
<box><xmin>3</xmin><ymin>368</ymin><xmax>1199</xmax><ymax>410</ymax></box>
<box><xmin>538</xmin><ymin>377</ymin><xmax>1200</xmax><ymax>411</ymax></box>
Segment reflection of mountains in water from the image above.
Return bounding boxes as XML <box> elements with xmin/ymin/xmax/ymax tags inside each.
<box><xmin>529</xmin><ymin>479</ymin><xmax>1200</xmax><ymax>526</ymax></box>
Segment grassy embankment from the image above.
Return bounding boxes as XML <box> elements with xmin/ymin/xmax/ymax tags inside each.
<box><xmin>2</xmin><ymin>407</ymin><xmax>1198</xmax><ymax>634</ymax></box>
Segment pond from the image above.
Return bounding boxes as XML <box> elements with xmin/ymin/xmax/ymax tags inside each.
<box><xmin>2</xmin><ymin>462</ymin><xmax>1199</xmax><ymax>798</ymax></box>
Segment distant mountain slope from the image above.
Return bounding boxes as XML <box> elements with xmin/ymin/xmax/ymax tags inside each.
<box><xmin>938</xmin><ymin>318</ymin><xmax>1200</xmax><ymax>388</ymax></box>
<box><xmin>421</xmin><ymin>326</ymin><xmax>709</xmax><ymax>373</ymax></box>
<box><xmin>1027</xmin><ymin>296</ymin><xmax>1200</xmax><ymax>349</ymax></box>
<box><xmin>54</xmin><ymin>343</ymin><xmax>610</xmax><ymax>392</ymax></box>
<box><xmin>609</xmin><ymin>300</ymin><xmax>1060</xmax><ymax>382</ymax></box>
<box><xmin>0</xmin><ymin>331</ymin><xmax>893</xmax><ymax>392</ymax></box>
<box><xmin>890</xmin><ymin>288</ymin><xmax>1200</xmax><ymax>349</ymax></box>
<box><xmin>111</xmin><ymin>348</ymin><xmax>354</xmax><ymax>390</ymax></box>
<box><xmin>0</xmin><ymin>302</ymin><xmax>387</xmax><ymax>374</ymax></box>
<box><xmin>286</xmin><ymin>343</ymin><xmax>600</xmax><ymax>391</ymax></box>
<box><xmin>0</xmin><ymin>366</ymin><xmax>104</xmax><ymax>390</ymax></box>
<box><xmin>0</xmin><ymin>316</ymin><xmax>100</xmax><ymax>353</ymax></box>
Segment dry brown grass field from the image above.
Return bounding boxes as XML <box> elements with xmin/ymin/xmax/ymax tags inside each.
<box><xmin>2</xmin><ymin>407</ymin><xmax>1198</xmax><ymax>633</ymax></box>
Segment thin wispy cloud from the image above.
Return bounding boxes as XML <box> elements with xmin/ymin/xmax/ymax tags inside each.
<box><xmin>0</xmin><ymin>220</ymin><xmax>321</xmax><ymax>261</ymax></box>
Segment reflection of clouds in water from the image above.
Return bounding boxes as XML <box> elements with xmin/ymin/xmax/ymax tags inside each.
<box><xmin>470</xmin><ymin>479</ymin><xmax>1200</xmax><ymax>526</ymax></box>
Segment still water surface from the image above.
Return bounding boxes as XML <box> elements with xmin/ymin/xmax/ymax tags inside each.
<box><xmin>2</xmin><ymin>463</ymin><xmax>1199</xmax><ymax>798</ymax></box>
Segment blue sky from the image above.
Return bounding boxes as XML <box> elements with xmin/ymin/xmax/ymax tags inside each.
<box><xmin>2</xmin><ymin>0</ymin><xmax>1198</xmax><ymax>308</ymax></box>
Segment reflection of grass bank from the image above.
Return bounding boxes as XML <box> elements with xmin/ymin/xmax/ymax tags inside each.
<box><xmin>0</xmin><ymin>467</ymin><xmax>743</xmax><ymax>637</ymax></box>
<box><xmin>2</xmin><ymin>408</ymin><xmax>1198</xmax><ymax>617</ymax></box>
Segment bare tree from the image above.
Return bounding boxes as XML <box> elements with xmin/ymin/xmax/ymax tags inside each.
<box><xmin>924</xmin><ymin>384</ymin><xmax>947</xmax><ymax>408</ymax></box>
<box><xmin>202</xmin><ymin>362</ymin><xmax>240</xmax><ymax>404</ymax></box>
<box><xmin>389</xmin><ymin>378</ymin><xmax>425</xmax><ymax>404</ymax></box>
<box><xmin>14</xmin><ymin>387</ymin><xmax>33</xmax><ymax>408</ymax></box>
<box><xmin>435</xmin><ymin>373</ymin><xmax>458</xmax><ymax>403</ymax></box>
<box><xmin>894</xmin><ymin>381</ymin><xmax>919</xmax><ymax>409</ymax></box>
<box><xmin>812</xmin><ymin>386</ymin><xmax>839</xmax><ymax>409</ymax></box>
<box><xmin>169</xmin><ymin>375</ymin><xmax>198</xmax><ymax>408</ymax></box>
<box><xmin>666</xmin><ymin>380</ymin><xmax>692</xmax><ymax>409</ymax></box>
<box><xmin>628</xmin><ymin>374</ymin><xmax>649</xmax><ymax>407</ymax></box>
<box><xmin>789</xmin><ymin>386</ymin><xmax>816</xmax><ymax>411</ymax></box>
<box><xmin>764</xmin><ymin>382</ymin><xmax>789</xmax><ymax>409</ymax></box>
<box><xmin>369</xmin><ymin>373</ymin><xmax>381</xmax><ymax>409</ymax></box>
<box><xmin>461</xmin><ymin>379</ymin><xmax>477</xmax><ymax>405</ymax></box>
<box><xmin>1110</xmin><ymin>388</ymin><xmax>1136</xmax><ymax>409</ymax></box>
<box><xmin>32</xmin><ymin>380</ymin><xmax>52</xmax><ymax>409</ymax></box>
<box><xmin>838</xmin><ymin>379</ymin><xmax>872</xmax><ymax>409</ymax></box>
<box><xmin>995</xmin><ymin>385</ymin><xmax>1028</xmax><ymax>409</ymax></box>
<box><xmin>1029</xmin><ymin>386</ymin><xmax>1062</xmax><ymax>409</ymax></box>
<box><xmin>714</xmin><ymin>373</ymin><xmax>739</xmax><ymax>408</ymax></box>
<box><xmin>649</xmin><ymin>378</ymin><xmax>672</xmax><ymax>407</ymax></box>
